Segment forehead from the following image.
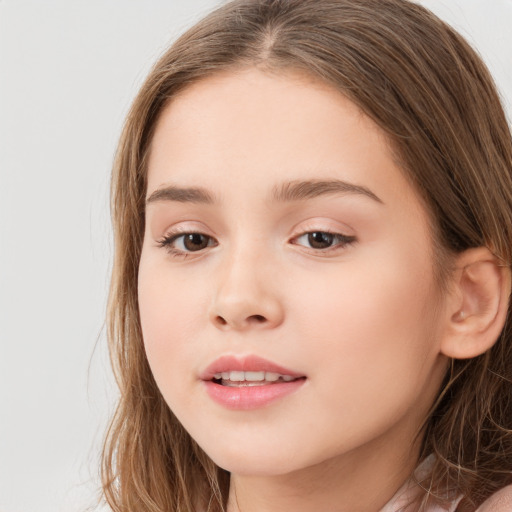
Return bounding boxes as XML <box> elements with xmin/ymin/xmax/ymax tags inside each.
<box><xmin>146</xmin><ymin>67</ymin><xmax>422</xmax><ymax>216</ymax></box>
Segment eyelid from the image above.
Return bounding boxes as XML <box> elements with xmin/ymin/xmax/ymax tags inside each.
<box><xmin>156</xmin><ymin>222</ymin><xmax>216</xmax><ymax>243</ymax></box>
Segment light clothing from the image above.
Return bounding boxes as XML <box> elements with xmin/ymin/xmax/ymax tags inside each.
<box><xmin>379</xmin><ymin>455</ymin><xmax>512</xmax><ymax>512</ymax></box>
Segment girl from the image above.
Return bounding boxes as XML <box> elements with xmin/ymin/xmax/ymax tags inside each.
<box><xmin>101</xmin><ymin>0</ymin><xmax>512</xmax><ymax>510</ymax></box>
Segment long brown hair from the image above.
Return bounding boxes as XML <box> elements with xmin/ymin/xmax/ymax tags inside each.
<box><xmin>101</xmin><ymin>1</ymin><xmax>512</xmax><ymax>510</ymax></box>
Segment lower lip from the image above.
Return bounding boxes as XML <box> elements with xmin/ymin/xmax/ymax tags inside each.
<box><xmin>204</xmin><ymin>379</ymin><xmax>306</xmax><ymax>410</ymax></box>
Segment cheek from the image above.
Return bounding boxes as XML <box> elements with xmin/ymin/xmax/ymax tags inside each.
<box><xmin>137</xmin><ymin>256</ymin><xmax>205</xmax><ymax>387</ymax></box>
<box><xmin>294</xmin><ymin>250</ymin><xmax>441</xmax><ymax>397</ymax></box>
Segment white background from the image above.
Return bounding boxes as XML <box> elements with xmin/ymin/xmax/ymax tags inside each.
<box><xmin>0</xmin><ymin>1</ymin><xmax>511</xmax><ymax>511</ymax></box>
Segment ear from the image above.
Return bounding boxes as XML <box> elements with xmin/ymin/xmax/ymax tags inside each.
<box><xmin>441</xmin><ymin>247</ymin><xmax>511</xmax><ymax>359</ymax></box>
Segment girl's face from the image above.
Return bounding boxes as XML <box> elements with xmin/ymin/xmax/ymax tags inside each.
<box><xmin>138</xmin><ymin>68</ymin><xmax>450</xmax><ymax>477</ymax></box>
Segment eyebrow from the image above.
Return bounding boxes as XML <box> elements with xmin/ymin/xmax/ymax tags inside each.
<box><xmin>146</xmin><ymin>185</ymin><xmax>216</xmax><ymax>205</ymax></box>
<box><xmin>271</xmin><ymin>179</ymin><xmax>383</xmax><ymax>204</ymax></box>
<box><xmin>145</xmin><ymin>179</ymin><xmax>383</xmax><ymax>205</ymax></box>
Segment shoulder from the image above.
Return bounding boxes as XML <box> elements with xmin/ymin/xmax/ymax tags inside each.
<box><xmin>475</xmin><ymin>485</ymin><xmax>512</xmax><ymax>512</ymax></box>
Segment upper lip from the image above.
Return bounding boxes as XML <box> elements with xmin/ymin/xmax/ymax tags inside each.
<box><xmin>200</xmin><ymin>355</ymin><xmax>305</xmax><ymax>380</ymax></box>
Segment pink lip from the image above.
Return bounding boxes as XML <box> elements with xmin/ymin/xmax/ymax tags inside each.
<box><xmin>200</xmin><ymin>355</ymin><xmax>306</xmax><ymax>410</ymax></box>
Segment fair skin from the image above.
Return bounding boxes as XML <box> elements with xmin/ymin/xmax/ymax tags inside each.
<box><xmin>138</xmin><ymin>68</ymin><xmax>456</xmax><ymax>512</ymax></box>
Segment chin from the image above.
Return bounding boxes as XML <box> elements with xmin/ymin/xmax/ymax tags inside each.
<box><xmin>214</xmin><ymin>457</ymin><xmax>299</xmax><ymax>477</ymax></box>
<box><xmin>200</xmin><ymin>441</ymin><xmax>306</xmax><ymax>477</ymax></box>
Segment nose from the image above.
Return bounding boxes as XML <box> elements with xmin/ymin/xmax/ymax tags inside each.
<box><xmin>209</xmin><ymin>249</ymin><xmax>285</xmax><ymax>332</ymax></box>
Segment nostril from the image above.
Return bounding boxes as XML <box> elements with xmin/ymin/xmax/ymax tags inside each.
<box><xmin>215</xmin><ymin>316</ymin><xmax>228</xmax><ymax>326</ymax></box>
<box><xmin>212</xmin><ymin>313</ymin><xmax>269</xmax><ymax>329</ymax></box>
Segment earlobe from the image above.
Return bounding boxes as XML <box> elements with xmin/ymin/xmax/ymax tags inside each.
<box><xmin>441</xmin><ymin>247</ymin><xmax>511</xmax><ymax>360</ymax></box>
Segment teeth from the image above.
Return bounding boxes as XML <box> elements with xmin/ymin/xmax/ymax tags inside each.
<box><xmin>229</xmin><ymin>371</ymin><xmax>245</xmax><ymax>381</ymax></box>
<box><xmin>245</xmin><ymin>371</ymin><xmax>265</xmax><ymax>381</ymax></box>
<box><xmin>213</xmin><ymin>371</ymin><xmax>297</xmax><ymax>383</ymax></box>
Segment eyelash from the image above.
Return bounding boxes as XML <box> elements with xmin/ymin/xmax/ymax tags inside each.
<box><xmin>156</xmin><ymin>229</ymin><xmax>356</xmax><ymax>259</ymax></box>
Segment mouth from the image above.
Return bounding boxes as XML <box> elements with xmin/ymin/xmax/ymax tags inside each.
<box><xmin>201</xmin><ymin>355</ymin><xmax>306</xmax><ymax>409</ymax></box>
<box><xmin>212</xmin><ymin>371</ymin><xmax>304</xmax><ymax>387</ymax></box>
<box><xmin>201</xmin><ymin>354</ymin><xmax>305</xmax><ymax>383</ymax></box>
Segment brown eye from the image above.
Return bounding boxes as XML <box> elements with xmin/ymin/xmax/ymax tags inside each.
<box><xmin>293</xmin><ymin>231</ymin><xmax>356</xmax><ymax>252</ymax></box>
<box><xmin>158</xmin><ymin>231</ymin><xmax>217</xmax><ymax>256</ymax></box>
<box><xmin>307</xmin><ymin>232</ymin><xmax>335</xmax><ymax>249</ymax></box>
<box><xmin>182</xmin><ymin>233</ymin><xmax>210</xmax><ymax>251</ymax></box>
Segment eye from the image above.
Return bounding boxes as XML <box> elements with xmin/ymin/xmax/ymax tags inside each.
<box><xmin>292</xmin><ymin>231</ymin><xmax>356</xmax><ymax>251</ymax></box>
<box><xmin>157</xmin><ymin>231</ymin><xmax>217</xmax><ymax>257</ymax></box>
